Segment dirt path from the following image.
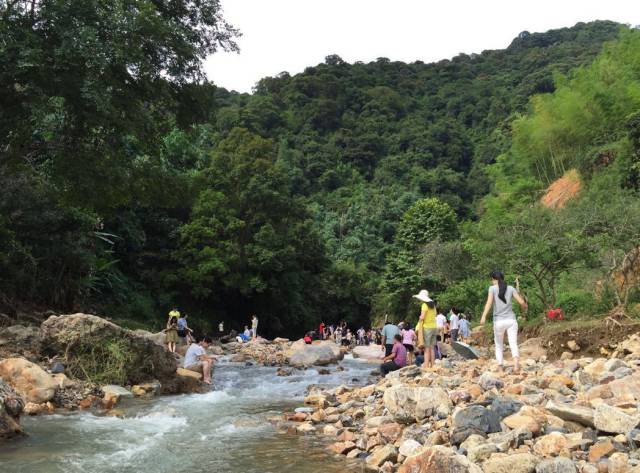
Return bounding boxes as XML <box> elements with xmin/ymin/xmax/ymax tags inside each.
<box><xmin>522</xmin><ymin>318</ymin><xmax>640</xmax><ymax>358</ymax></box>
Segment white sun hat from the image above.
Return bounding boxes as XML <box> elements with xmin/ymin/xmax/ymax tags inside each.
<box><xmin>412</xmin><ymin>289</ymin><xmax>433</xmax><ymax>303</ymax></box>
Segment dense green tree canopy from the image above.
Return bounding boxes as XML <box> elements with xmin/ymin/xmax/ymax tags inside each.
<box><xmin>0</xmin><ymin>8</ymin><xmax>636</xmax><ymax>336</ymax></box>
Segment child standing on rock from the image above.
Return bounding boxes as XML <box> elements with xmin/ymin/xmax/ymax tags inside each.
<box><xmin>165</xmin><ymin>315</ymin><xmax>179</xmax><ymax>353</ymax></box>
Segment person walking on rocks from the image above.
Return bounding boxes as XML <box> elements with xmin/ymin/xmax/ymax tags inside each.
<box><xmin>413</xmin><ymin>289</ymin><xmax>438</xmax><ymax>369</ymax></box>
<box><xmin>251</xmin><ymin>315</ymin><xmax>258</xmax><ymax>340</ymax></box>
<box><xmin>176</xmin><ymin>311</ymin><xmax>193</xmax><ymax>345</ymax></box>
<box><xmin>449</xmin><ymin>307</ymin><xmax>460</xmax><ymax>343</ymax></box>
<box><xmin>480</xmin><ymin>270</ymin><xmax>528</xmax><ymax>374</ymax></box>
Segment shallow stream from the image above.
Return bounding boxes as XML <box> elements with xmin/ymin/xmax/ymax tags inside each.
<box><xmin>0</xmin><ymin>356</ymin><xmax>374</xmax><ymax>473</ymax></box>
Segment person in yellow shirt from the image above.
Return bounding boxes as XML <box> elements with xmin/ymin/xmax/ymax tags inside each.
<box><xmin>414</xmin><ymin>289</ymin><xmax>438</xmax><ymax>369</ymax></box>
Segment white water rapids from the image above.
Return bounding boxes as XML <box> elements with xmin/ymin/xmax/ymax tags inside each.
<box><xmin>0</xmin><ymin>355</ymin><xmax>375</xmax><ymax>473</ymax></box>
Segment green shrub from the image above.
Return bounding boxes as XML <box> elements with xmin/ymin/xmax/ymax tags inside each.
<box><xmin>556</xmin><ymin>290</ymin><xmax>597</xmax><ymax>317</ymax></box>
<box><xmin>65</xmin><ymin>337</ymin><xmax>137</xmax><ymax>385</ymax></box>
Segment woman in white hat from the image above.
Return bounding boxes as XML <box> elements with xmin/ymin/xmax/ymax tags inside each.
<box><xmin>413</xmin><ymin>289</ymin><xmax>438</xmax><ymax>369</ymax></box>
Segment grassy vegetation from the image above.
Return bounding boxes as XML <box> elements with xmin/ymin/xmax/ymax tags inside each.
<box><xmin>65</xmin><ymin>337</ymin><xmax>139</xmax><ymax>385</ymax></box>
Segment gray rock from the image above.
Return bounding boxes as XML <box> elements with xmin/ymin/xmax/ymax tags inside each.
<box><xmin>0</xmin><ymin>378</ymin><xmax>24</xmax><ymax>439</ymax></box>
<box><xmin>479</xmin><ymin>373</ymin><xmax>504</xmax><ymax>391</ymax></box>
<box><xmin>383</xmin><ymin>385</ymin><xmax>451</xmax><ymax>423</ymax></box>
<box><xmin>288</xmin><ymin>343</ymin><xmax>342</xmax><ymax>367</ymax></box>
<box><xmin>451</xmin><ymin>405</ymin><xmax>500</xmax><ymax>445</ymax></box>
<box><xmin>603</xmin><ymin>359</ymin><xmax>628</xmax><ymax>372</ymax></box>
<box><xmin>400</xmin><ymin>445</ymin><xmax>483</xmax><ymax>473</ymax></box>
<box><xmin>399</xmin><ymin>438</ymin><xmax>422</xmax><ymax>457</ymax></box>
<box><xmin>101</xmin><ymin>385</ymin><xmax>133</xmax><ymax>399</ymax></box>
<box><xmin>454</xmin><ymin>405</ymin><xmax>501</xmax><ymax>433</ymax></box>
<box><xmin>483</xmin><ymin>453</ymin><xmax>539</xmax><ymax>473</ymax></box>
<box><xmin>365</xmin><ymin>444</ymin><xmax>397</xmax><ymax>468</ymax></box>
<box><xmin>467</xmin><ymin>442</ymin><xmax>498</xmax><ymax>463</ymax></box>
<box><xmin>488</xmin><ymin>428</ymin><xmax>533</xmax><ymax>452</ymax></box>
<box><xmin>491</xmin><ymin>397</ymin><xmax>524</xmax><ymax>420</ymax></box>
<box><xmin>535</xmin><ymin>457</ymin><xmax>577</xmax><ymax>473</ymax></box>
<box><xmin>545</xmin><ymin>400</ymin><xmax>595</xmax><ymax>428</ymax></box>
<box><xmin>594</xmin><ymin>403</ymin><xmax>639</xmax><ymax>434</ymax></box>
<box><xmin>366</xmin><ymin>415</ymin><xmax>395</xmax><ymax>428</ymax></box>
<box><xmin>0</xmin><ymin>325</ymin><xmax>42</xmax><ymax>352</ymax></box>
<box><xmin>612</xmin><ymin>367</ymin><xmax>634</xmax><ymax>379</ymax></box>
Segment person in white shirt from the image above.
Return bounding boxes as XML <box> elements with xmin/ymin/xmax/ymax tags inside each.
<box><xmin>449</xmin><ymin>308</ymin><xmax>460</xmax><ymax>343</ymax></box>
<box><xmin>184</xmin><ymin>336</ymin><xmax>216</xmax><ymax>385</ymax></box>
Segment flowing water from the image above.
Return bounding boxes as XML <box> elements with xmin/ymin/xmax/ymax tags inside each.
<box><xmin>0</xmin><ymin>355</ymin><xmax>375</xmax><ymax>473</ymax></box>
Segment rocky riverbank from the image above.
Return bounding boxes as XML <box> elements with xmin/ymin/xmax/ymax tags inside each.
<box><xmin>0</xmin><ymin>313</ymin><xmax>215</xmax><ymax>438</ymax></box>
<box><xmin>0</xmin><ymin>313</ymin><xmax>349</xmax><ymax>440</ymax></box>
<box><xmin>278</xmin><ymin>333</ymin><xmax>640</xmax><ymax>473</ymax></box>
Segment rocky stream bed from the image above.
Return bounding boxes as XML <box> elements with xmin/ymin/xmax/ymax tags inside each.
<box><xmin>3</xmin><ymin>313</ymin><xmax>640</xmax><ymax>473</ymax></box>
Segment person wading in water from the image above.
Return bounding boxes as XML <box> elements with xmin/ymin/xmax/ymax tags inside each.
<box><xmin>479</xmin><ymin>270</ymin><xmax>528</xmax><ymax>374</ymax></box>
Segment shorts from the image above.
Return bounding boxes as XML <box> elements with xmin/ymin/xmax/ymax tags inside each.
<box><xmin>421</xmin><ymin>329</ymin><xmax>438</xmax><ymax>348</ymax></box>
<box><xmin>184</xmin><ymin>362</ymin><xmax>203</xmax><ymax>373</ymax></box>
<box><xmin>403</xmin><ymin>343</ymin><xmax>414</xmax><ymax>353</ymax></box>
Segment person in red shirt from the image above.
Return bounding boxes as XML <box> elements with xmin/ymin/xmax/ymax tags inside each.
<box><xmin>547</xmin><ymin>307</ymin><xmax>564</xmax><ymax>321</ymax></box>
<box><xmin>319</xmin><ymin>322</ymin><xmax>325</xmax><ymax>340</ymax></box>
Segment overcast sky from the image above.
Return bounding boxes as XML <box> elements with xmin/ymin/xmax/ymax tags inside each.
<box><xmin>204</xmin><ymin>0</ymin><xmax>639</xmax><ymax>93</ymax></box>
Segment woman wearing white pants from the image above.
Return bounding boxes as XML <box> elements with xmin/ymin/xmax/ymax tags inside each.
<box><xmin>480</xmin><ymin>271</ymin><xmax>528</xmax><ymax>373</ymax></box>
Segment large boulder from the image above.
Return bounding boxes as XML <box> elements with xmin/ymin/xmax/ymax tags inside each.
<box><xmin>40</xmin><ymin>314</ymin><xmax>177</xmax><ymax>384</ymax></box>
<box><xmin>0</xmin><ymin>325</ymin><xmax>42</xmax><ymax>354</ymax></box>
<box><xmin>384</xmin><ymin>386</ymin><xmax>452</xmax><ymax>423</ymax></box>
<box><xmin>0</xmin><ymin>358</ymin><xmax>58</xmax><ymax>403</ymax></box>
<box><xmin>287</xmin><ymin>341</ymin><xmax>343</xmax><ymax>367</ymax></box>
<box><xmin>352</xmin><ymin>344</ymin><xmax>384</xmax><ymax>361</ymax></box>
<box><xmin>132</xmin><ymin>329</ymin><xmax>166</xmax><ymax>347</ymax></box>
<box><xmin>0</xmin><ymin>378</ymin><xmax>24</xmax><ymax>439</ymax></box>
<box><xmin>399</xmin><ymin>445</ymin><xmax>483</xmax><ymax>473</ymax></box>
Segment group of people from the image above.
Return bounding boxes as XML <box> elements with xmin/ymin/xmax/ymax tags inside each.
<box><xmin>163</xmin><ymin>309</ymin><xmax>195</xmax><ymax>353</ymax></box>
<box><xmin>163</xmin><ymin>309</ymin><xmax>261</xmax><ymax>386</ymax></box>
<box><xmin>166</xmin><ymin>270</ymin><xmax>527</xmax><ymax>384</ymax></box>
<box><xmin>313</xmin><ymin>322</ymin><xmax>390</xmax><ymax>347</ymax></box>
<box><xmin>236</xmin><ymin>315</ymin><xmax>259</xmax><ymax>343</ymax></box>
<box><xmin>380</xmin><ymin>270</ymin><xmax>528</xmax><ymax>376</ymax></box>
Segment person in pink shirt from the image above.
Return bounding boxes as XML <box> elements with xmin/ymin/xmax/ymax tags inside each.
<box><xmin>380</xmin><ymin>334</ymin><xmax>407</xmax><ymax>376</ymax></box>
<box><xmin>400</xmin><ymin>321</ymin><xmax>416</xmax><ymax>365</ymax></box>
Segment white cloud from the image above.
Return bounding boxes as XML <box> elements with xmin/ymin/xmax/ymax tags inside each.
<box><xmin>204</xmin><ymin>0</ymin><xmax>639</xmax><ymax>93</ymax></box>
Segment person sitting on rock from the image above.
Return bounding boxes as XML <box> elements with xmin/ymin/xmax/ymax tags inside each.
<box><xmin>380</xmin><ymin>334</ymin><xmax>407</xmax><ymax>376</ymax></box>
<box><xmin>183</xmin><ymin>336</ymin><xmax>215</xmax><ymax>385</ymax></box>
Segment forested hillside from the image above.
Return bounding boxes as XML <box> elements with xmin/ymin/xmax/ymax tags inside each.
<box><xmin>0</xmin><ymin>1</ymin><xmax>633</xmax><ymax>337</ymax></box>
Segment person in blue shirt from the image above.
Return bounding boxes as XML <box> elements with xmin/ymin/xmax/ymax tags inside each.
<box><xmin>381</xmin><ymin>321</ymin><xmax>400</xmax><ymax>357</ymax></box>
<box><xmin>458</xmin><ymin>314</ymin><xmax>471</xmax><ymax>341</ymax></box>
